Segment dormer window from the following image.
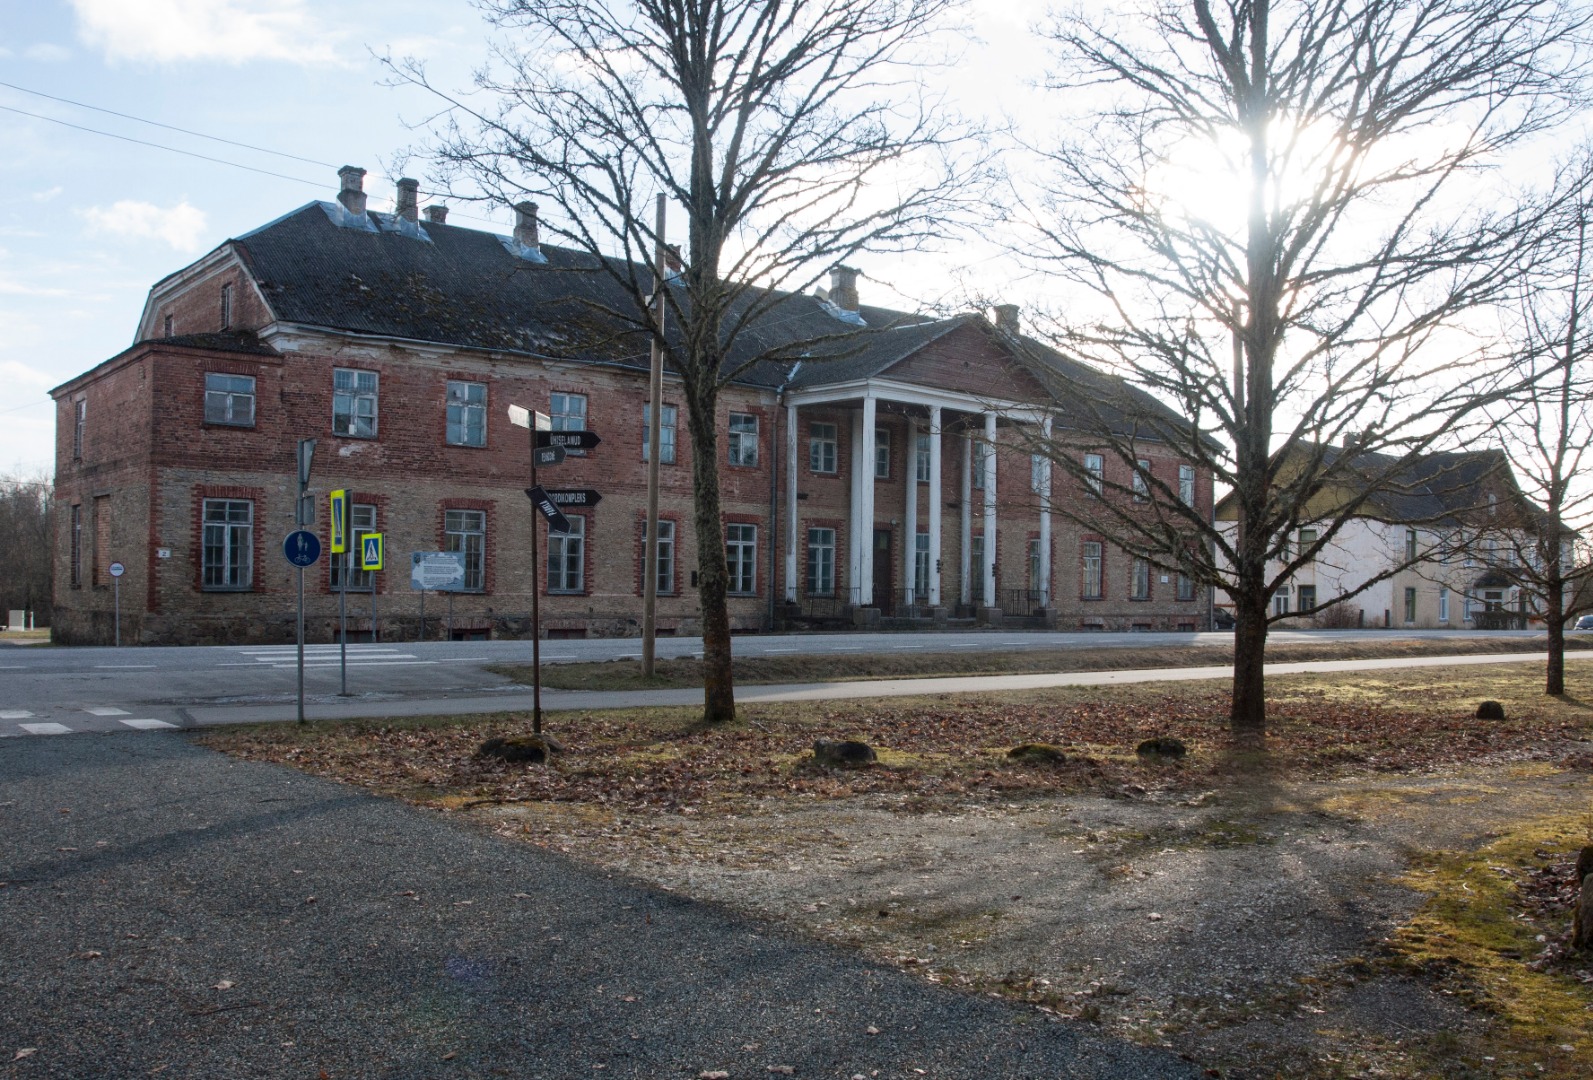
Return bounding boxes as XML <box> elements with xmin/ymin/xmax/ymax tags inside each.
<box><xmin>163</xmin><ymin>314</ymin><xmax>174</xmax><ymax>338</ymax></box>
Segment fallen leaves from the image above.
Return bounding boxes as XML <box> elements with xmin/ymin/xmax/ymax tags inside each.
<box><xmin>13</xmin><ymin>1048</ymin><xmax>37</xmax><ymax>1061</ymax></box>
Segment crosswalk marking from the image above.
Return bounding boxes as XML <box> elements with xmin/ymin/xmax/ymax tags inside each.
<box><xmin>0</xmin><ymin>709</ymin><xmax>34</xmax><ymax>719</ymax></box>
<box><xmin>83</xmin><ymin>707</ymin><xmax>130</xmax><ymax>716</ymax></box>
<box><xmin>20</xmin><ymin>723</ymin><xmax>72</xmax><ymax>735</ymax></box>
<box><xmin>120</xmin><ymin>718</ymin><xmax>178</xmax><ymax>730</ymax></box>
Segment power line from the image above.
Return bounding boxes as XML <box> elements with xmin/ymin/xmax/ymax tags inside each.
<box><xmin>0</xmin><ymin>80</ymin><xmax>339</xmax><ymax>170</ymax></box>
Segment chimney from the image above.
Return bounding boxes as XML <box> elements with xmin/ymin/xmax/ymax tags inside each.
<box><xmin>664</xmin><ymin>243</ymin><xmax>683</xmax><ymax>273</ymax></box>
<box><xmin>395</xmin><ymin>178</ymin><xmax>420</xmax><ymax>222</ymax></box>
<box><xmin>423</xmin><ymin>205</ymin><xmax>449</xmax><ymax>225</ymax></box>
<box><xmin>994</xmin><ymin>304</ymin><xmax>1020</xmax><ymax>333</ymax></box>
<box><xmin>829</xmin><ymin>265</ymin><xmax>860</xmax><ymax>312</ymax></box>
<box><xmin>337</xmin><ymin>165</ymin><xmax>367</xmax><ymax>216</ymax></box>
<box><xmin>514</xmin><ymin>201</ymin><xmax>540</xmax><ymax>250</ymax></box>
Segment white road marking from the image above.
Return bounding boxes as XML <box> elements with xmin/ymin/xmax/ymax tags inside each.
<box><xmin>20</xmin><ymin>723</ymin><xmax>72</xmax><ymax>735</ymax></box>
<box><xmin>120</xmin><ymin>718</ymin><xmax>178</xmax><ymax>730</ymax></box>
<box><xmin>83</xmin><ymin>707</ymin><xmax>130</xmax><ymax>716</ymax></box>
<box><xmin>764</xmin><ymin>648</ymin><xmax>800</xmax><ymax>653</ymax></box>
<box><xmin>0</xmin><ymin>709</ymin><xmax>34</xmax><ymax>719</ymax></box>
<box><xmin>95</xmin><ymin>664</ymin><xmax>157</xmax><ymax>669</ymax></box>
<box><xmin>832</xmin><ymin>646</ymin><xmax>864</xmax><ymax>651</ymax></box>
<box><xmin>286</xmin><ymin>660</ymin><xmax>439</xmax><ymax>669</ymax></box>
<box><xmin>951</xmin><ymin>643</ymin><xmax>984</xmax><ymax>647</ymax></box>
<box><xmin>892</xmin><ymin>645</ymin><xmax>924</xmax><ymax>650</ymax></box>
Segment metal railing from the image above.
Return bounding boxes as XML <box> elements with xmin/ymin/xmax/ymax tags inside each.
<box><xmin>1001</xmin><ymin>588</ymin><xmax>1046</xmax><ymax>617</ymax></box>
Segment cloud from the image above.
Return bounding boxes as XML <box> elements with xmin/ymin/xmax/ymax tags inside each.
<box><xmin>31</xmin><ymin>186</ymin><xmax>63</xmax><ymax>203</ymax></box>
<box><xmin>24</xmin><ymin>43</ymin><xmax>72</xmax><ymax>62</ymax></box>
<box><xmin>69</xmin><ymin>0</ymin><xmax>341</xmax><ymax>65</ymax></box>
<box><xmin>79</xmin><ymin>199</ymin><xmax>210</xmax><ymax>253</ymax></box>
<box><xmin>0</xmin><ymin>278</ymin><xmax>71</xmax><ymax>298</ymax></box>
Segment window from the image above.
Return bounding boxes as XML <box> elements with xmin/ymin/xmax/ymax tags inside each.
<box><xmin>1439</xmin><ymin>586</ymin><xmax>1450</xmax><ymax>622</ymax></box>
<box><xmin>644</xmin><ymin>519</ymin><xmax>675</xmax><ymax>594</ymax></box>
<box><xmin>220</xmin><ymin>283</ymin><xmax>233</xmax><ymax>330</ymax></box>
<box><xmin>331</xmin><ymin>504</ymin><xmax>377</xmax><ymax>590</ymax></box>
<box><xmin>1274</xmin><ymin>586</ymin><xmax>1291</xmax><ymax>616</ymax></box>
<box><xmin>806</xmin><ymin>527</ymin><xmax>835</xmax><ymax>595</ymax></box>
<box><xmin>729</xmin><ymin>413</ymin><xmax>759</xmax><ymax>466</ymax></box>
<box><xmin>70</xmin><ymin>504</ymin><xmax>82</xmax><ymax>587</ymax></box>
<box><xmin>1488</xmin><ymin>493</ymin><xmax>1498</xmax><ymax>516</ymax></box>
<box><xmin>971</xmin><ymin>535</ymin><xmax>986</xmax><ymax>598</ymax></box>
<box><xmin>1133</xmin><ymin>460</ymin><xmax>1150</xmax><ymax>501</ymax></box>
<box><xmin>1179</xmin><ymin>464</ymin><xmax>1196</xmax><ymax>505</ymax></box>
<box><xmin>972</xmin><ymin>440</ymin><xmax>990</xmax><ymax>489</ymax></box>
<box><xmin>644</xmin><ymin>404</ymin><xmax>677</xmax><ymax>464</ymax></box>
<box><xmin>1404</xmin><ymin>587</ymin><xmax>1417</xmax><ymax>623</ymax></box>
<box><xmin>1028</xmin><ymin>538</ymin><xmax>1043</xmax><ymax>593</ymax></box>
<box><xmin>205</xmin><ymin>373</ymin><xmax>255</xmax><ymax>426</ymax></box>
<box><xmin>915</xmin><ymin>433</ymin><xmax>931</xmax><ymax>482</ymax></box>
<box><xmin>1177</xmin><ymin>571</ymin><xmax>1195</xmax><ymax>601</ymax></box>
<box><xmin>1084</xmin><ymin>453</ymin><xmax>1104</xmax><ymax>496</ymax></box>
<box><xmin>163</xmin><ymin>314</ymin><xmax>174</xmax><ymax>338</ymax></box>
<box><xmin>1131</xmin><ymin>556</ymin><xmax>1150</xmax><ymax>599</ymax></box>
<box><xmin>874</xmin><ymin>427</ymin><xmax>891</xmax><ymax>478</ymax></box>
<box><xmin>1464</xmin><ymin>593</ymin><xmax>1474</xmax><ymax>620</ymax></box>
<box><xmin>726</xmin><ymin>523</ymin><xmax>757</xmax><ymax>594</ymax></box>
<box><xmin>915</xmin><ymin>532</ymin><xmax>930</xmax><ymax>599</ymax></box>
<box><xmin>1297</xmin><ymin>584</ymin><xmax>1317</xmax><ymax>613</ymax></box>
<box><xmin>446</xmin><ymin>381</ymin><xmax>487</xmax><ymax>447</ymax></box>
<box><xmin>202</xmin><ymin>498</ymin><xmax>253</xmax><ymax>590</ymax></box>
<box><xmin>444</xmin><ymin>509</ymin><xmax>486</xmax><ymax>592</ymax></box>
<box><xmin>73</xmin><ymin>399</ymin><xmax>86</xmax><ymax>460</ymax></box>
<box><xmin>333</xmin><ymin>368</ymin><xmax>378</xmax><ymax>438</ymax></box>
<box><xmin>551</xmin><ymin>391</ymin><xmax>587</xmax><ymax>455</ymax></box>
<box><xmin>1082</xmin><ymin>541</ymin><xmax>1102</xmax><ymax>599</ymax></box>
<box><xmin>93</xmin><ymin>495</ymin><xmax>110</xmax><ymax>587</ymax></box>
<box><xmin>547</xmin><ymin>515</ymin><xmax>584</xmax><ymax>593</ymax></box>
<box><xmin>1031</xmin><ymin>454</ymin><xmax>1046</xmax><ymax>494</ymax></box>
<box><xmin>809</xmin><ymin>423</ymin><xmax>838</xmax><ymax>473</ymax></box>
<box><xmin>1405</xmin><ymin>529</ymin><xmax>1418</xmax><ymax>563</ymax></box>
<box><xmin>1298</xmin><ymin>528</ymin><xmax>1317</xmax><ymax>560</ymax></box>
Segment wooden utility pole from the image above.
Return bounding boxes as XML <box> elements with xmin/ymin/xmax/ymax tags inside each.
<box><xmin>642</xmin><ymin>194</ymin><xmax>666</xmax><ymax>676</ymax></box>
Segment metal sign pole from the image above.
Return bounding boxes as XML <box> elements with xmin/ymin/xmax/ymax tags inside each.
<box><xmin>339</xmin><ymin>549</ymin><xmax>348</xmax><ymax>696</ymax></box>
<box><xmin>113</xmin><ymin>578</ymin><xmax>120</xmax><ymax>647</ymax></box>
<box><xmin>530</xmin><ymin>418</ymin><xmax>543</xmax><ymax>734</ymax></box>
<box><xmin>419</xmin><ymin>587</ymin><xmax>425</xmax><ymax>642</ymax></box>
<box><xmin>297</xmin><ymin>565</ymin><xmax>306</xmax><ymax>724</ymax></box>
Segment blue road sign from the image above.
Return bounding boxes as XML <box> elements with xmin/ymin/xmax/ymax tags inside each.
<box><xmin>283</xmin><ymin>530</ymin><xmax>322</xmax><ymax>567</ymax></box>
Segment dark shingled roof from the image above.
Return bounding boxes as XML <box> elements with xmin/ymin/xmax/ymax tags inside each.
<box><xmin>159</xmin><ymin>330</ymin><xmax>278</xmax><ymax>355</ymax></box>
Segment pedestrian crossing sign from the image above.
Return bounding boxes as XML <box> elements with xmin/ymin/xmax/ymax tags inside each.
<box><xmin>359</xmin><ymin>532</ymin><xmax>384</xmax><ymax>572</ymax></box>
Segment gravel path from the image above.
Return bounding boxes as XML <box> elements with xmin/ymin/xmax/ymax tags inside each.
<box><xmin>0</xmin><ymin>733</ymin><xmax>1198</xmax><ymax>1079</ymax></box>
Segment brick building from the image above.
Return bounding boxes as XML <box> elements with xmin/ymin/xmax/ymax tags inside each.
<box><xmin>50</xmin><ymin>169</ymin><xmax>1214</xmax><ymax>645</ymax></box>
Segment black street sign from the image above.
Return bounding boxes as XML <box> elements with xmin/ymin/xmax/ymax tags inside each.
<box><xmin>525</xmin><ymin>486</ymin><xmax>573</xmax><ymax>533</ymax></box>
<box><xmin>534</xmin><ymin>444</ymin><xmax>567</xmax><ymax>468</ymax></box>
<box><xmin>546</xmin><ymin>489</ymin><xmax>603</xmax><ymax>508</ymax></box>
<box><xmin>534</xmin><ymin>430</ymin><xmax>602</xmax><ymax>450</ymax></box>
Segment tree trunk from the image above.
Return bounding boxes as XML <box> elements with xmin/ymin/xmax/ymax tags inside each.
<box><xmin>1546</xmin><ymin>572</ymin><xmax>1566</xmax><ymax>696</ymax></box>
<box><xmin>685</xmin><ymin>380</ymin><xmax>736</xmax><ymax>724</ymax></box>
<box><xmin>1231</xmin><ymin>587</ymin><xmax>1269</xmax><ymax>747</ymax></box>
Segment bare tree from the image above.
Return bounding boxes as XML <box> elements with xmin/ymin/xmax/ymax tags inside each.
<box><xmin>389</xmin><ymin>0</ymin><xmax>986</xmax><ymax>723</ymax></box>
<box><xmin>1019</xmin><ymin>0</ymin><xmax>1587</xmax><ymax>743</ymax></box>
<box><xmin>0</xmin><ymin>472</ymin><xmax>52</xmax><ymax>627</ymax></box>
<box><xmin>1472</xmin><ymin>155</ymin><xmax>1593</xmax><ymax>695</ymax></box>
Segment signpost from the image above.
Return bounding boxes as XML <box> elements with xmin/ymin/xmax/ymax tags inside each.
<box><xmin>359</xmin><ymin>532</ymin><xmax>384</xmax><ymax>642</ymax></box>
<box><xmin>525</xmin><ymin>486</ymin><xmax>573</xmax><ymax>534</ymax></box>
<box><xmin>534</xmin><ymin>430</ymin><xmax>602</xmax><ymax>451</ymax></box>
<box><xmin>534</xmin><ymin>445</ymin><xmax>566</xmax><ymax>468</ymax></box>
<box><xmin>283</xmin><ymin>527</ymin><xmax>321</xmax><ymax>725</ymax></box>
<box><xmin>108</xmin><ymin>561</ymin><xmax>125</xmax><ymax>647</ymax></box>
<box><xmin>545</xmin><ymin>489</ymin><xmax>603</xmax><ymax>509</ymax></box>
<box><xmin>410</xmin><ymin>551</ymin><xmax>468</xmax><ymax>641</ymax></box>
<box><xmin>329</xmin><ymin>488</ymin><xmax>350</xmax><ymax>695</ymax></box>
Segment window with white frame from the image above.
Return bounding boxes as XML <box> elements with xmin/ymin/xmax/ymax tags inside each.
<box><xmin>972</xmin><ymin>440</ymin><xmax>990</xmax><ymax>489</ymax></box>
<box><xmin>915</xmin><ymin>433</ymin><xmax>931</xmax><ymax>482</ymax></box>
<box><xmin>1031</xmin><ymin>454</ymin><xmax>1046</xmax><ymax>494</ymax></box>
<box><xmin>1439</xmin><ymin>586</ymin><xmax>1449</xmax><ymax>622</ymax></box>
<box><xmin>971</xmin><ymin>535</ymin><xmax>986</xmax><ymax>593</ymax></box>
<box><xmin>333</xmin><ymin>368</ymin><xmax>378</xmax><ymax>438</ymax></box>
<box><xmin>205</xmin><ymin>373</ymin><xmax>255</xmax><ymax>427</ymax></box>
<box><xmin>806</xmin><ymin>527</ymin><xmax>835</xmax><ymax>595</ymax></box>
<box><xmin>220</xmin><ymin>283</ymin><xmax>233</xmax><ymax>329</ymax></box>
<box><xmin>70</xmin><ymin>504</ymin><xmax>82</xmax><ymax>587</ymax></box>
<box><xmin>1179</xmin><ymin>464</ymin><xmax>1195</xmax><ymax>505</ymax></box>
<box><xmin>444</xmin><ymin>509</ymin><xmax>486</xmax><ymax>592</ymax></box>
<box><xmin>1131</xmin><ymin>556</ymin><xmax>1150</xmax><ymax>599</ymax></box>
<box><xmin>331</xmin><ymin>504</ymin><xmax>377</xmax><ymax>590</ymax></box>
<box><xmin>1133</xmin><ymin>459</ymin><xmax>1150</xmax><ymax>501</ymax></box>
<box><xmin>1274</xmin><ymin>586</ymin><xmax>1291</xmax><ymax>616</ymax></box>
<box><xmin>1177</xmin><ymin>571</ymin><xmax>1195</xmax><ymax>601</ymax></box>
<box><xmin>1297</xmin><ymin>583</ymin><xmax>1317</xmax><ymax>612</ymax></box>
<box><xmin>809</xmin><ymin>423</ymin><xmax>838</xmax><ymax>473</ymax></box>
<box><xmin>874</xmin><ymin>427</ymin><xmax>891</xmax><ymax>478</ymax></box>
<box><xmin>915</xmin><ymin>532</ymin><xmax>930</xmax><ymax>599</ymax></box>
<box><xmin>73</xmin><ymin>399</ymin><xmax>86</xmax><ymax>460</ymax></box>
<box><xmin>644</xmin><ymin>404</ymin><xmax>677</xmax><ymax>464</ymax></box>
<box><xmin>643</xmin><ymin>518</ymin><xmax>675</xmax><ymax>593</ymax></box>
<box><xmin>726</xmin><ymin>523</ymin><xmax>757</xmax><ymax>594</ymax></box>
<box><xmin>547</xmin><ymin>515</ymin><xmax>584</xmax><ymax>594</ymax></box>
<box><xmin>202</xmin><ymin>498</ymin><xmax>253</xmax><ymax>590</ymax></box>
<box><xmin>551</xmin><ymin>391</ymin><xmax>587</xmax><ymax>455</ymax></box>
<box><xmin>1405</xmin><ymin>528</ymin><xmax>1418</xmax><ymax>563</ymax></box>
<box><xmin>1028</xmin><ymin>537</ymin><xmax>1043</xmax><ymax>593</ymax></box>
<box><xmin>1084</xmin><ymin>452</ymin><xmax>1103</xmax><ymax>496</ymax></box>
<box><xmin>162</xmin><ymin>314</ymin><xmax>174</xmax><ymax>338</ymax></box>
<box><xmin>1081</xmin><ymin>541</ymin><xmax>1102</xmax><ymax>599</ymax></box>
<box><xmin>728</xmin><ymin>413</ymin><xmax>759</xmax><ymax>466</ymax></box>
<box><xmin>1298</xmin><ymin>527</ymin><xmax>1318</xmax><ymax>558</ymax></box>
<box><xmin>446</xmin><ymin>381</ymin><xmax>487</xmax><ymax>447</ymax></box>
<box><xmin>1404</xmin><ymin>586</ymin><xmax>1417</xmax><ymax>623</ymax></box>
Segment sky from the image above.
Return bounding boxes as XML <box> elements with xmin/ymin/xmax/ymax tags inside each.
<box><xmin>0</xmin><ymin>0</ymin><xmax>1054</xmax><ymax>478</ymax></box>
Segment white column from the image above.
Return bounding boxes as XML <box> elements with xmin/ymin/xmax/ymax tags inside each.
<box><xmin>959</xmin><ymin>431</ymin><xmax>972</xmax><ymax>606</ymax></box>
<box><xmin>1039</xmin><ymin>415</ymin><xmax>1052</xmax><ymax>608</ymax></box>
<box><xmin>859</xmin><ymin>394</ymin><xmax>877</xmax><ymax>606</ymax></box>
<box><xmin>849</xmin><ymin>409</ymin><xmax>864</xmax><ymax>605</ymax></box>
<box><xmin>785</xmin><ymin>403</ymin><xmax>799</xmax><ymax>602</ymax></box>
<box><xmin>983</xmin><ymin>411</ymin><xmax>997</xmax><ymax>608</ymax></box>
<box><xmin>904</xmin><ymin>416</ymin><xmax>917</xmax><ymax>609</ymax></box>
<box><xmin>929</xmin><ymin>406</ymin><xmax>943</xmax><ymax>607</ymax></box>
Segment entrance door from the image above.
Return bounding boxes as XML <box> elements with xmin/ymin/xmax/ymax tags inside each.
<box><xmin>873</xmin><ymin>528</ymin><xmax>893</xmax><ymax>614</ymax></box>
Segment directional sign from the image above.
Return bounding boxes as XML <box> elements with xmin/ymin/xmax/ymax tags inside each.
<box><xmin>535</xmin><ymin>430</ymin><xmax>602</xmax><ymax>450</ymax></box>
<box><xmin>359</xmin><ymin>532</ymin><xmax>384</xmax><ymax>572</ymax></box>
<box><xmin>283</xmin><ymin>530</ymin><xmax>322</xmax><ymax>567</ymax></box>
<box><xmin>508</xmin><ymin>405</ymin><xmax>552</xmax><ymax>431</ymax></box>
<box><xmin>108</xmin><ymin>561</ymin><xmax>125</xmax><ymax>578</ymax></box>
<box><xmin>410</xmin><ymin>551</ymin><xmax>467</xmax><ymax>592</ymax></box>
<box><xmin>329</xmin><ymin>489</ymin><xmax>349</xmax><ymax>553</ymax></box>
<box><xmin>546</xmin><ymin>489</ymin><xmax>603</xmax><ymax>508</ymax></box>
<box><xmin>525</xmin><ymin>486</ymin><xmax>573</xmax><ymax>533</ymax></box>
<box><xmin>534</xmin><ymin>444</ymin><xmax>567</xmax><ymax>468</ymax></box>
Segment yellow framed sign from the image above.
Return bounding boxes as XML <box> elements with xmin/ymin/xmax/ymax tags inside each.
<box><xmin>330</xmin><ymin>489</ymin><xmax>349</xmax><ymax>553</ymax></box>
<box><xmin>359</xmin><ymin>532</ymin><xmax>384</xmax><ymax>572</ymax></box>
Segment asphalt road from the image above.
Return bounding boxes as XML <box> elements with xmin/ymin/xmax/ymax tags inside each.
<box><xmin>0</xmin><ymin>733</ymin><xmax>1200</xmax><ymax>1079</ymax></box>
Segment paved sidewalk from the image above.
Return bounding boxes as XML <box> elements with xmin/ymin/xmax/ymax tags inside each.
<box><xmin>182</xmin><ymin>649</ymin><xmax>1585</xmax><ymax>727</ymax></box>
<box><xmin>0</xmin><ymin>734</ymin><xmax>1197</xmax><ymax>1079</ymax></box>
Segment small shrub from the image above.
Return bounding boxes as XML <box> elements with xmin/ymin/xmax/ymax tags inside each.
<box><xmin>1475</xmin><ymin>700</ymin><xmax>1506</xmax><ymax>721</ymax></box>
<box><xmin>1007</xmin><ymin>743</ymin><xmax>1067</xmax><ymax>765</ymax></box>
<box><xmin>1135</xmin><ymin>736</ymin><xmax>1187</xmax><ymax>761</ymax></box>
<box><xmin>813</xmin><ymin>738</ymin><xmax>876</xmax><ymax>767</ymax></box>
